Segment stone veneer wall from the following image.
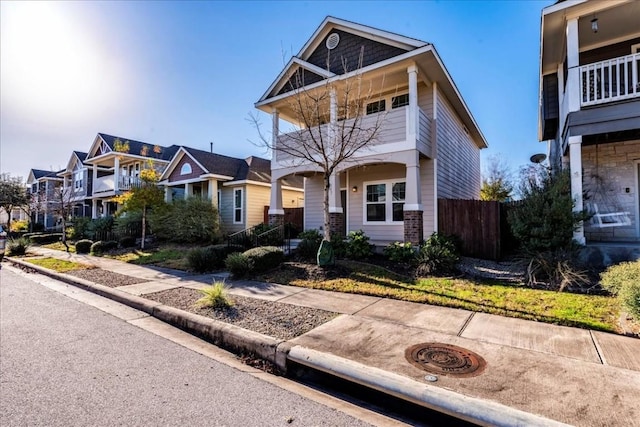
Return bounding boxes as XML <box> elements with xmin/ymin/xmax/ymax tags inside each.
<box><xmin>581</xmin><ymin>140</ymin><xmax>639</xmax><ymax>241</ymax></box>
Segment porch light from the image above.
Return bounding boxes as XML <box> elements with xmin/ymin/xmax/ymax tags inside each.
<box><xmin>352</xmin><ymin>185</ymin><xmax>358</xmax><ymax>192</ymax></box>
<box><xmin>591</xmin><ymin>17</ymin><xmax>598</xmax><ymax>33</ymax></box>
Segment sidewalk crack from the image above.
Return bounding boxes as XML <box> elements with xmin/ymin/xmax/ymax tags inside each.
<box><xmin>589</xmin><ymin>330</ymin><xmax>606</xmax><ymax>365</ymax></box>
<box><xmin>457</xmin><ymin>312</ymin><xmax>475</xmax><ymax>337</ymax></box>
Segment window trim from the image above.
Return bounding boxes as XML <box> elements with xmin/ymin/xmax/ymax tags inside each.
<box><xmin>362</xmin><ymin>179</ymin><xmax>406</xmax><ymax>225</ymax></box>
<box><xmin>233</xmin><ymin>188</ymin><xmax>243</xmax><ymax>224</ymax></box>
<box><xmin>391</xmin><ymin>93</ymin><xmax>409</xmax><ymax>109</ymax></box>
<box><xmin>180</xmin><ymin>162</ymin><xmax>193</xmax><ymax>175</ymax></box>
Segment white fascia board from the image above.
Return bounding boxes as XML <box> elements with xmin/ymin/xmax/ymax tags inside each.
<box><xmin>258</xmin><ymin>57</ymin><xmax>297</xmax><ymax>105</ymax></box>
<box><xmin>542</xmin><ymin>0</ymin><xmax>587</xmax><ymax>16</ymax></box>
<box><xmin>159</xmin><ymin>147</ymin><xmax>187</xmax><ymax>181</ymax></box>
<box><xmin>86</xmin><ymin>134</ymin><xmax>108</xmax><ymax>160</ymax></box>
<box><xmin>428</xmin><ymin>46</ymin><xmax>488</xmax><ymax>149</ymax></box>
<box><xmin>298</xmin><ymin>16</ymin><xmax>425</xmax><ymax>60</ymax></box>
<box><xmin>257</xmin><ymin>58</ymin><xmax>336</xmax><ymax>105</ymax></box>
<box><xmin>257</xmin><ymin>45</ymin><xmax>433</xmax><ymax>109</ymax></box>
<box><xmin>220</xmin><ymin>179</ymin><xmax>304</xmax><ymax>192</ymax></box>
<box><xmin>183</xmin><ymin>147</ymin><xmax>217</xmax><ymax>175</ymax></box>
<box><xmin>200</xmin><ymin>173</ymin><xmax>234</xmax><ymax>180</ymax></box>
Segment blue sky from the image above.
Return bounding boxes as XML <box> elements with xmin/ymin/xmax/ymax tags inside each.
<box><xmin>1</xmin><ymin>0</ymin><xmax>551</xmax><ymax>180</ymax></box>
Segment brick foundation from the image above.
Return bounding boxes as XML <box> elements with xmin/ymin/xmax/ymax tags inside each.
<box><xmin>403</xmin><ymin>210</ymin><xmax>423</xmax><ymax>245</ymax></box>
<box><xmin>329</xmin><ymin>212</ymin><xmax>345</xmax><ymax>238</ymax></box>
<box><xmin>268</xmin><ymin>214</ymin><xmax>284</xmax><ymax>227</ymax></box>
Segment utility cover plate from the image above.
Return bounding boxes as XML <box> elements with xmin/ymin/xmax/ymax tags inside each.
<box><xmin>405</xmin><ymin>342</ymin><xmax>486</xmax><ymax>378</ymax></box>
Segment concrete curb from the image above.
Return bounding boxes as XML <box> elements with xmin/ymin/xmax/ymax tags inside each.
<box><xmin>6</xmin><ymin>257</ymin><xmax>288</xmax><ymax>369</ymax></box>
<box><xmin>288</xmin><ymin>346</ymin><xmax>573</xmax><ymax>427</ymax></box>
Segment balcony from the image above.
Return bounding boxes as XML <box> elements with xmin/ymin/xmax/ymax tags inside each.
<box><xmin>274</xmin><ymin>106</ymin><xmax>431</xmax><ymax>163</ymax></box>
<box><xmin>93</xmin><ymin>175</ymin><xmax>143</xmax><ymax>195</ymax></box>
<box><xmin>580</xmin><ymin>53</ymin><xmax>640</xmax><ymax>107</ymax></box>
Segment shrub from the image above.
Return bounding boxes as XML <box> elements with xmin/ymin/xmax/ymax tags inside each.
<box><xmin>31</xmin><ymin>222</ymin><xmax>44</xmax><ymax>232</ymax></box>
<box><xmin>384</xmin><ymin>242</ymin><xmax>417</xmax><ymax>264</ymax></box>
<box><xmin>330</xmin><ymin>234</ymin><xmax>347</xmax><ymax>259</ymax></box>
<box><xmin>119</xmin><ymin>236</ymin><xmax>136</xmax><ymax>248</ymax></box>
<box><xmin>188</xmin><ymin>247</ymin><xmax>216</xmax><ymax>273</ymax></box>
<box><xmin>7</xmin><ymin>237</ymin><xmax>30</xmax><ymax>256</ymax></box>
<box><xmin>195</xmin><ymin>281</ymin><xmax>233</xmax><ymax>309</ymax></box>
<box><xmin>75</xmin><ymin>239</ymin><xmax>93</xmax><ymax>254</ymax></box>
<box><xmin>296</xmin><ymin>229</ymin><xmax>323</xmax><ymax>261</ymax></box>
<box><xmin>87</xmin><ymin>217</ymin><xmax>114</xmax><ymax>241</ymax></box>
<box><xmin>114</xmin><ymin>212</ymin><xmax>143</xmax><ymax>239</ymax></box>
<box><xmin>225</xmin><ymin>252</ymin><xmax>252</xmax><ymax>278</ymax></box>
<box><xmin>103</xmin><ymin>241</ymin><xmax>118</xmax><ymax>251</ymax></box>
<box><xmin>601</xmin><ymin>261</ymin><xmax>640</xmax><ymax>321</ymax></box>
<box><xmin>70</xmin><ymin>217</ymin><xmax>91</xmax><ymax>240</ymax></box>
<box><xmin>29</xmin><ymin>233</ymin><xmax>62</xmax><ymax>245</ymax></box>
<box><xmin>416</xmin><ymin>233</ymin><xmax>459</xmax><ymax>276</ymax></box>
<box><xmin>90</xmin><ymin>241</ymin><xmax>105</xmax><ymax>255</ymax></box>
<box><xmin>243</xmin><ymin>246</ymin><xmax>284</xmax><ymax>272</ymax></box>
<box><xmin>254</xmin><ymin>223</ymin><xmax>284</xmax><ymax>247</ymax></box>
<box><xmin>525</xmin><ymin>247</ymin><xmax>590</xmax><ymax>291</ymax></box>
<box><xmin>150</xmin><ymin>198</ymin><xmax>220</xmax><ymax>243</ymax></box>
<box><xmin>345</xmin><ymin>230</ymin><xmax>372</xmax><ymax>260</ymax></box>
<box><xmin>10</xmin><ymin>220</ymin><xmax>28</xmax><ymax>233</ymax></box>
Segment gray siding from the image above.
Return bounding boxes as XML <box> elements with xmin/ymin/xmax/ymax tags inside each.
<box><xmin>435</xmin><ymin>94</ymin><xmax>481</xmax><ymax>199</ymax></box>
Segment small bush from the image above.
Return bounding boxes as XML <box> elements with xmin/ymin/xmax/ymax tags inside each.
<box><xmin>601</xmin><ymin>261</ymin><xmax>640</xmax><ymax>321</ymax></box>
<box><xmin>70</xmin><ymin>217</ymin><xmax>91</xmax><ymax>240</ymax></box>
<box><xmin>75</xmin><ymin>239</ymin><xmax>93</xmax><ymax>254</ymax></box>
<box><xmin>7</xmin><ymin>237</ymin><xmax>30</xmax><ymax>256</ymax></box>
<box><xmin>151</xmin><ymin>198</ymin><xmax>219</xmax><ymax>243</ymax></box>
<box><xmin>525</xmin><ymin>246</ymin><xmax>589</xmax><ymax>292</ymax></box>
<box><xmin>384</xmin><ymin>242</ymin><xmax>417</xmax><ymax>264</ymax></box>
<box><xmin>90</xmin><ymin>241</ymin><xmax>105</xmax><ymax>255</ymax></box>
<box><xmin>225</xmin><ymin>252</ymin><xmax>252</xmax><ymax>278</ymax></box>
<box><xmin>188</xmin><ymin>247</ymin><xmax>216</xmax><ymax>273</ymax></box>
<box><xmin>195</xmin><ymin>281</ymin><xmax>233</xmax><ymax>309</ymax></box>
<box><xmin>330</xmin><ymin>234</ymin><xmax>347</xmax><ymax>259</ymax></box>
<box><xmin>29</xmin><ymin>233</ymin><xmax>62</xmax><ymax>245</ymax></box>
<box><xmin>10</xmin><ymin>220</ymin><xmax>29</xmax><ymax>233</ymax></box>
<box><xmin>119</xmin><ymin>236</ymin><xmax>136</xmax><ymax>248</ymax></box>
<box><xmin>296</xmin><ymin>229</ymin><xmax>323</xmax><ymax>261</ymax></box>
<box><xmin>103</xmin><ymin>241</ymin><xmax>118</xmax><ymax>251</ymax></box>
<box><xmin>87</xmin><ymin>217</ymin><xmax>114</xmax><ymax>240</ymax></box>
<box><xmin>345</xmin><ymin>230</ymin><xmax>372</xmax><ymax>260</ymax></box>
<box><xmin>243</xmin><ymin>246</ymin><xmax>284</xmax><ymax>272</ymax></box>
<box><xmin>416</xmin><ymin>233</ymin><xmax>459</xmax><ymax>276</ymax></box>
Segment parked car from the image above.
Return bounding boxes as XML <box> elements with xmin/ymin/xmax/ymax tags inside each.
<box><xmin>0</xmin><ymin>225</ymin><xmax>6</xmax><ymax>262</ymax></box>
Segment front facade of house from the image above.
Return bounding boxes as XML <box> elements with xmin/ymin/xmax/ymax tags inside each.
<box><xmin>160</xmin><ymin>147</ymin><xmax>303</xmax><ymax>234</ymax></box>
<box><xmin>539</xmin><ymin>0</ymin><xmax>640</xmax><ymax>243</ymax></box>
<box><xmin>57</xmin><ymin>151</ymin><xmax>93</xmax><ymax>218</ymax></box>
<box><xmin>26</xmin><ymin>169</ymin><xmax>63</xmax><ymax>230</ymax></box>
<box><xmin>256</xmin><ymin>17</ymin><xmax>487</xmax><ymax>245</ymax></box>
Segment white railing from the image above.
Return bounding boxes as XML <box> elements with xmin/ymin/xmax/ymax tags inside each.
<box><xmin>119</xmin><ymin>176</ymin><xmax>142</xmax><ymax>190</ymax></box>
<box><xmin>93</xmin><ymin>176</ymin><xmax>114</xmax><ymax>194</ymax></box>
<box><xmin>580</xmin><ymin>53</ymin><xmax>640</xmax><ymax>106</ymax></box>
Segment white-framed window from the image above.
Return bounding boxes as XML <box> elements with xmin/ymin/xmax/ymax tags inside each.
<box><xmin>233</xmin><ymin>188</ymin><xmax>243</xmax><ymax>224</ymax></box>
<box><xmin>74</xmin><ymin>171</ymin><xmax>83</xmax><ymax>190</ymax></box>
<box><xmin>391</xmin><ymin>94</ymin><xmax>409</xmax><ymax>109</ymax></box>
<box><xmin>366</xmin><ymin>99</ymin><xmax>386</xmax><ymax>115</ymax></box>
<box><xmin>180</xmin><ymin>163</ymin><xmax>192</xmax><ymax>175</ymax></box>
<box><xmin>364</xmin><ymin>180</ymin><xmax>405</xmax><ymax>223</ymax></box>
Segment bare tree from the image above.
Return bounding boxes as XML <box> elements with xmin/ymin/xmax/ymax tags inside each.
<box><xmin>252</xmin><ymin>52</ymin><xmax>387</xmax><ymax>240</ymax></box>
<box><xmin>50</xmin><ymin>185</ymin><xmax>76</xmax><ymax>252</ymax></box>
<box><xmin>0</xmin><ymin>174</ymin><xmax>29</xmax><ymax>231</ymax></box>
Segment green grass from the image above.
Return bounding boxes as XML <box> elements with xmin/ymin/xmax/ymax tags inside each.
<box><xmin>26</xmin><ymin>257</ymin><xmax>92</xmax><ymax>273</ymax></box>
<box><xmin>260</xmin><ymin>261</ymin><xmax>620</xmax><ymax>333</ymax></box>
<box><xmin>107</xmin><ymin>247</ymin><xmax>190</xmax><ymax>270</ymax></box>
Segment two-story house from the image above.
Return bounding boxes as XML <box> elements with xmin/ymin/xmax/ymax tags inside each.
<box><xmin>57</xmin><ymin>151</ymin><xmax>93</xmax><ymax>218</ymax></box>
<box><xmin>539</xmin><ymin>0</ymin><xmax>640</xmax><ymax>244</ymax></box>
<box><xmin>26</xmin><ymin>169</ymin><xmax>64</xmax><ymax>230</ymax></box>
<box><xmin>83</xmin><ymin>133</ymin><xmax>179</xmax><ymax>218</ymax></box>
<box><xmin>256</xmin><ymin>17</ymin><xmax>487</xmax><ymax>245</ymax></box>
<box><xmin>159</xmin><ymin>146</ymin><xmax>303</xmax><ymax>234</ymax></box>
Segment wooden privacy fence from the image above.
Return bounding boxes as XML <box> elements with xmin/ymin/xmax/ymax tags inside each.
<box><xmin>438</xmin><ymin>199</ymin><xmax>518</xmax><ymax>260</ymax></box>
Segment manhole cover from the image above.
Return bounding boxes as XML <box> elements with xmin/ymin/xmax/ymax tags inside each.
<box><xmin>405</xmin><ymin>343</ymin><xmax>486</xmax><ymax>378</ymax></box>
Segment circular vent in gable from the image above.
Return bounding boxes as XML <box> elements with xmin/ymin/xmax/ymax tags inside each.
<box><xmin>326</xmin><ymin>33</ymin><xmax>340</xmax><ymax>50</ymax></box>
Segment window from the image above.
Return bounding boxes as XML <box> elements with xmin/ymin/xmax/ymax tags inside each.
<box><xmin>366</xmin><ymin>100</ymin><xmax>386</xmax><ymax>115</ymax></box>
<box><xmin>365</xmin><ymin>180</ymin><xmax>405</xmax><ymax>223</ymax></box>
<box><xmin>392</xmin><ymin>94</ymin><xmax>409</xmax><ymax>109</ymax></box>
<box><xmin>74</xmin><ymin>171</ymin><xmax>83</xmax><ymax>190</ymax></box>
<box><xmin>180</xmin><ymin>163</ymin><xmax>192</xmax><ymax>175</ymax></box>
<box><xmin>233</xmin><ymin>188</ymin><xmax>243</xmax><ymax>223</ymax></box>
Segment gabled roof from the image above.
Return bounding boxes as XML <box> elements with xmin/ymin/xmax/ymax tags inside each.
<box><xmin>86</xmin><ymin>133</ymin><xmax>179</xmax><ymax>162</ymax></box>
<box><xmin>258</xmin><ymin>16</ymin><xmax>428</xmax><ymax>103</ymax></box>
<box><xmin>58</xmin><ymin>151</ymin><xmax>89</xmax><ymax>176</ymax></box>
<box><xmin>27</xmin><ymin>169</ymin><xmax>63</xmax><ymax>185</ymax></box>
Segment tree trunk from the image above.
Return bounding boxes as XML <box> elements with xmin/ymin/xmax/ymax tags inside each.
<box><xmin>141</xmin><ymin>205</ymin><xmax>147</xmax><ymax>250</ymax></box>
<box><xmin>323</xmin><ymin>173</ymin><xmax>331</xmax><ymax>241</ymax></box>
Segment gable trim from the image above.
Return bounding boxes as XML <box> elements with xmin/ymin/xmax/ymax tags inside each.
<box><xmin>259</xmin><ymin>58</ymin><xmax>336</xmax><ymax>104</ymax></box>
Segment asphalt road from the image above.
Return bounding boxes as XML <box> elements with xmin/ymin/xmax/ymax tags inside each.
<box><xmin>0</xmin><ymin>266</ymin><xmax>373</xmax><ymax>427</ymax></box>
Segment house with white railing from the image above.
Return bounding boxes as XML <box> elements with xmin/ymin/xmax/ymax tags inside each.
<box><xmin>26</xmin><ymin>169</ymin><xmax>63</xmax><ymax>230</ymax></box>
<box><xmin>539</xmin><ymin>0</ymin><xmax>640</xmax><ymax>243</ymax></box>
<box><xmin>56</xmin><ymin>151</ymin><xmax>93</xmax><ymax>218</ymax></box>
<box><xmin>84</xmin><ymin>133</ymin><xmax>179</xmax><ymax>218</ymax></box>
<box><xmin>255</xmin><ymin>17</ymin><xmax>487</xmax><ymax>245</ymax></box>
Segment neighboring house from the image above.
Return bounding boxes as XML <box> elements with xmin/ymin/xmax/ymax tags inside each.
<box><xmin>0</xmin><ymin>207</ymin><xmax>29</xmax><ymax>227</ymax></box>
<box><xmin>26</xmin><ymin>169</ymin><xmax>64</xmax><ymax>230</ymax></box>
<box><xmin>539</xmin><ymin>0</ymin><xmax>640</xmax><ymax>243</ymax></box>
<box><xmin>57</xmin><ymin>151</ymin><xmax>93</xmax><ymax>218</ymax></box>
<box><xmin>83</xmin><ymin>133</ymin><xmax>179</xmax><ymax>218</ymax></box>
<box><xmin>255</xmin><ymin>16</ymin><xmax>487</xmax><ymax>245</ymax></box>
<box><xmin>159</xmin><ymin>146</ymin><xmax>303</xmax><ymax>234</ymax></box>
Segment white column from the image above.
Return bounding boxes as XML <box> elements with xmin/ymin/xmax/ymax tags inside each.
<box><xmin>328</xmin><ymin>172</ymin><xmax>342</xmax><ymax>214</ymax></box>
<box><xmin>113</xmin><ymin>157</ymin><xmax>120</xmax><ymax>192</ymax></box>
<box><xmin>272</xmin><ymin>109</ymin><xmax>279</xmax><ymax>162</ymax></box>
<box><xmin>407</xmin><ymin>64</ymin><xmax>418</xmax><ymax>143</ymax></box>
<box><xmin>565</xmin><ymin>18</ymin><xmax>580</xmax><ymax>113</ymax></box>
<box><xmin>569</xmin><ymin>135</ymin><xmax>585</xmax><ymax>244</ymax></box>
<box><xmin>92</xmin><ymin>199</ymin><xmax>98</xmax><ymax>219</ymax></box>
<box><xmin>92</xmin><ymin>164</ymin><xmax>98</xmax><ymax>193</ymax></box>
<box><xmin>208</xmin><ymin>179</ymin><xmax>218</xmax><ymax>210</ymax></box>
<box><xmin>404</xmin><ymin>151</ymin><xmax>422</xmax><ymax>211</ymax></box>
<box><xmin>164</xmin><ymin>187</ymin><xmax>171</xmax><ymax>203</ymax></box>
<box><xmin>268</xmin><ymin>179</ymin><xmax>284</xmax><ymax>215</ymax></box>
<box><xmin>184</xmin><ymin>183</ymin><xmax>192</xmax><ymax>200</ymax></box>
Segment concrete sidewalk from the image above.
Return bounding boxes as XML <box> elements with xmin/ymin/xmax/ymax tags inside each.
<box><xmin>12</xmin><ymin>247</ymin><xmax>640</xmax><ymax>426</ymax></box>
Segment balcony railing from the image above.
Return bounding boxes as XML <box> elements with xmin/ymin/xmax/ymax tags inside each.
<box><xmin>580</xmin><ymin>53</ymin><xmax>640</xmax><ymax>107</ymax></box>
<box><xmin>93</xmin><ymin>175</ymin><xmax>143</xmax><ymax>194</ymax></box>
<box><xmin>274</xmin><ymin>106</ymin><xmax>432</xmax><ymax>162</ymax></box>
